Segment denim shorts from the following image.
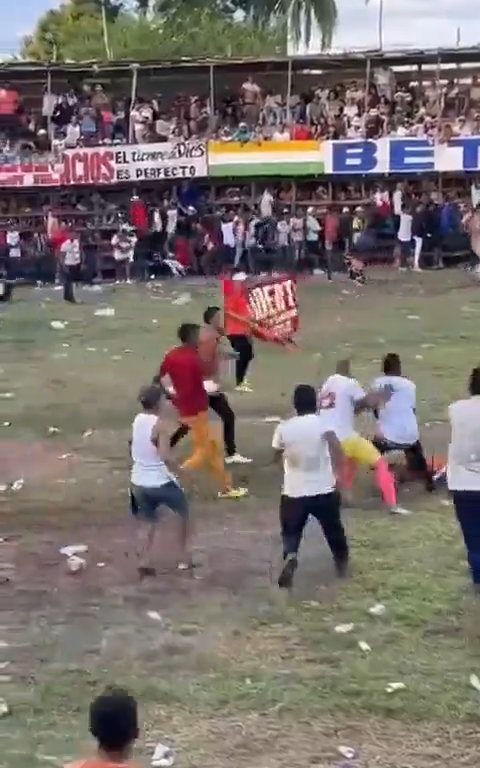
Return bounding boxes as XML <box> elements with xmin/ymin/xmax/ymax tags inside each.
<box><xmin>130</xmin><ymin>481</ymin><xmax>189</xmax><ymax>522</ymax></box>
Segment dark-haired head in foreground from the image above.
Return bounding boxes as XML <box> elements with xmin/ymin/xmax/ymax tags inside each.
<box><xmin>89</xmin><ymin>688</ymin><xmax>139</xmax><ymax>761</ymax></box>
<box><xmin>469</xmin><ymin>367</ymin><xmax>480</xmax><ymax>396</ymax></box>
<box><xmin>293</xmin><ymin>384</ymin><xmax>317</xmax><ymax>416</ymax></box>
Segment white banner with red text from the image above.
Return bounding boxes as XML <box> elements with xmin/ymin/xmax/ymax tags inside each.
<box><xmin>0</xmin><ymin>141</ymin><xmax>208</xmax><ymax>187</ymax></box>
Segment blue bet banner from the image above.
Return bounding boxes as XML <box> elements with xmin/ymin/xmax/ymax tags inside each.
<box><xmin>325</xmin><ymin>137</ymin><xmax>480</xmax><ymax>175</ymax></box>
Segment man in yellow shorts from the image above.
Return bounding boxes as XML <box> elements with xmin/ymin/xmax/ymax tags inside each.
<box><xmin>318</xmin><ymin>360</ymin><xmax>410</xmax><ymax>515</ymax></box>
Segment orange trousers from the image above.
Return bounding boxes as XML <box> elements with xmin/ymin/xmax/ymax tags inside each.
<box><xmin>180</xmin><ymin>411</ymin><xmax>231</xmax><ymax>491</ymax></box>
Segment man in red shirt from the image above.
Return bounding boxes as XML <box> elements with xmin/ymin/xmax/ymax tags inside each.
<box><xmin>159</xmin><ymin>323</ymin><xmax>247</xmax><ymax>499</ymax></box>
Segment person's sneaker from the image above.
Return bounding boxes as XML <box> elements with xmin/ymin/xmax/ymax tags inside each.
<box><xmin>389</xmin><ymin>505</ymin><xmax>412</xmax><ymax>516</ymax></box>
<box><xmin>278</xmin><ymin>554</ymin><xmax>298</xmax><ymax>589</ymax></box>
<box><xmin>235</xmin><ymin>383</ymin><xmax>253</xmax><ymax>393</ymax></box>
<box><xmin>218</xmin><ymin>486</ymin><xmax>249</xmax><ymax>500</ymax></box>
<box><xmin>413</xmin><ymin>267</ymin><xmax>423</xmax><ymax>272</ymax></box>
<box><xmin>225</xmin><ymin>453</ymin><xmax>252</xmax><ymax>465</ymax></box>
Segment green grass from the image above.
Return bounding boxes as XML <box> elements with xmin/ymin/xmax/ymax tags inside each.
<box><xmin>1</xmin><ymin>271</ymin><xmax>480</xmax><ymax>767</ymax></box>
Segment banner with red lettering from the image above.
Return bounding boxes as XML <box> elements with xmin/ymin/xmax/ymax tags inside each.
<box><xmin>223</xmin><ymin>275</ymin><xmax>299</xmax><ymax>345</ymax></box>
<box><xmin>0</xmin><ymin>141</ymin><xmax>207</xmax><ymax>187</ymax></box>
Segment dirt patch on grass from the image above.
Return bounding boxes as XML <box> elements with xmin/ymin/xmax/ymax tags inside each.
<box><xmin>0</xmin><ymin>439</ymin><xmax>74</xmax><ymax>484</ymax></box>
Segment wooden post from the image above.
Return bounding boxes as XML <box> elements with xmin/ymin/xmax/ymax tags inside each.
<box><xmin>286</xmin><ymin>57</ymin><xmax>293</xmax><ymax>125</ymax></box>
<box><xmin>46</xmin><ymin>67</ymin><xmax>53</xmax><ymax>141</ymax></box>
<box><xmin>128</xmin><ymin>64</ymin><xmax>139</xmax><ymax>144</ymax></box>
<box><xmin>209</xmin><ymin>64</ymin><xmax>215</xmax><ymax>131</ymax></box>
<box><xmin>364</xmin><ymin>57</ymin><xmax>371</xmax><ymax>115</ymax></box>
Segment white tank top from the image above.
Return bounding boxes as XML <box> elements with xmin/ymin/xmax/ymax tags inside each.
<box><xmin>130</xmin><ymin>413</ymin><xmax>173</xmax><ymax>488</ymax></box>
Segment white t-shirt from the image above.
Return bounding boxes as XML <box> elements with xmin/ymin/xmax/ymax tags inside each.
<box><xmin>65</xmin><ymin>123</ymin><xmax>81</xmax><ymax>148</ymax></box>
<box><xmin>306</xmin><ymin>215</ymin><xmax>320</xmax><ymax>242</ymax></box>
<box><xmin>398</xmin><ymin>213</ymin><xmax>413</xmax><ymax>242</ymax></box>
<box><xmin>371</xmin><ymin>375</ymin><xmax>419</xmax><ymax>445</ymax></box>
<box><xmin>277</xmin><ymin>220</ymin><xmax>290</xmax><ymax>246</ymax></box>
<box><xmin>130</xmin><ymin>413</ymin><xmax>174</xmax><ymax>488</ymax></box>
<box><xmin>60</xmin><ymin>238</ymin><xmax>81</xmax><ymax>266</ymax></box>
<box><xmin>221</xmin><ymin>221</ymin><xmax>235</xmax><ymax>248</ymax></box>
<box><xmin>272</xmin><ymin>130</ymin><xmax>291</xmax><ymax>142</ymax></box>
<box><xmin>167</xmin><ymin>208</ymin><xmax>178</xmax><ymax>236</ymax></box>
<box><xmin>290</xmin><ymin>216</ymin><xmax>304</xmax><ymax>243</ymax></box>
<box><xmin>272</xmin><ymin>413</ymin><xmax>335</xmax><ymax>497</ymax></box>
<box><xmin>447</xmin><ymin>397</ymin><xmax>480</xmax><ymax>491</ymax></box>
<box><xmin>318</xmin><ymin>373</ymin><xmax>366</xmax><ymax>440</ymax></box>
<box><xmin>6</xmin><ymin>231</ymin><xmax>20</xmax><ymax>258</ymax></box>
<box><xmin>392</xmin><ymin>189</ymin><xmax>403</xmax><ymax>216</ymax></box>
<box><xmin>260</xmin><ymin>191</ymin><xmax>273</xmax><ymax>218</ymax></box>
<box><xmin>111</xmin><ymin>233</ymin><xmax>137</xmax><ymax>262</ymax></box>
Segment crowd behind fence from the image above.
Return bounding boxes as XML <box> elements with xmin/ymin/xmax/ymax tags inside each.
<box><xmin>3</xmin><ymin>50</ymin><xmax>480</xmax><ymax>158</ymax></box>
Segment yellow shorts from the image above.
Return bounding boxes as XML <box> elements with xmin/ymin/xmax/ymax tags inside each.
<box><xmin>341</xmin><ymin>435</ymin><xmax>380</xmax><ymax>467</ymax></box>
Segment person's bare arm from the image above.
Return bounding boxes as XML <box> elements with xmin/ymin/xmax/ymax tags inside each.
<box><xmin>151</xmin><ymin>419</ymin><xmax>175</xmax><ymax>468</ymax></box>
<box><xmin>324</xmin><ymin>430</ymin><xmax>344</xmax><ymax>479</ymax></box>
<box><xmin>354</xmin><ymin>387</ymin><xmax>392</xmax><ymax>415</ymax></box>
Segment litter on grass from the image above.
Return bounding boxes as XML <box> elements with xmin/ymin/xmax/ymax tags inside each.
<box><xmin>358</xmin><ymin>640</ymin><xmax>372</xmax><ymax>653</ymax></box>
<box><xmin>151</xmin><ymin>742</ymin><xmax>174</xmax><ymax>767</ymax></box>
<box><xmin>368</xmin><ymin>603</ymin><xmax>386</xmax><ymax>617</ymax></box>
<box><xmin>60</xmin><ymin>544</ymin><xmax>88</xmax><ymax>557</ymax></box>
<box><xmin>82</xmin><ymin>429</ymin><xmax>94</xmax><ymax>439</ymax></box>
<box><xmin>407</xmin><ymin>315</ymin><xmax>421</xmax><ymax>320</ymax></box>
<box><xmin>334</xmin><ymin>623</ymin><xmax>355</xmax><ymax>634</ymax></box>
<box><xmin>469</xmin><ymin>673</ymin><xmax>480</xmax><ymax>692</ymax></box>
<box><xmin>147</xmin><ymin>611</ymin><xmax>163</xmax><ymax>622</ymax></box>
<box><xmin>48</xmin><ymin>426</ymin><xmax>61</xmax><ymax>435</ymax></box>
<box><xmin>0</xmin><ymin>393</ymin><xmax>14</xmax><ymax>399</ymax></box>
<box><xmin>11</xmin><ymin>479</ymin><xmax>24</xmax><ymax>492</ymax></box>
<box><xmin>0</xmin><ymin>698</ymin><xmax>9</xmax><ymax>718</ymax></box>
<box><xmin>94</xmin><ymin>307</ymin><xmax>115</xmax><ymax>317</ymax></box>
<box><xmin>264</xmin><ymin>416</ymin><xmax>282</xmax><ymax>423</ymax></box>
<box><xmin>337</xmin><ymin>746</ymin><xmax>356</xmax><ymax>760</ymax></box>
<box><xmin>386</xmin><ymin>682</ymin><xmax>406</xmax><ymax>693</ymax></box>
<box><xmin>50</xmin><ymin>321</ymin><xmax>67</xmax><ymax>330</ymax></box>
<box><xmin>66</xmin><ymin>555</ymin><xmax>86</xmax><ymax>574</ymax></box>
<box><xmin>171</xmin><ymin>292</ymin><xmax>192</xmax><ymax>306</ymax></box>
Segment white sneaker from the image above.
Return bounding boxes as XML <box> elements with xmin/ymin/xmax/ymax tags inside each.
<box><xmin>413</xmin><ymin>267</ymin><xmax>422</xmax><ymax>272</ymax></box>
<box><xmin>225</xmin><ymin>453</ymin><xmax>252</xmax><ymax>465</ymax></box>
<box><xmin>390</xmin><ymin>505</ymin><xmax>412</xmax><ymax>516</ymax></box>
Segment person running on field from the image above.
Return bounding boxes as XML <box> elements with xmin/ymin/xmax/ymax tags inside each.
<box><xmin>273</xmin><ymin>384</ymin><xmax>348</xmax><ymax>590</ymax></box>
<box><xmin>169</xmin><ymin>306</ymin><xmax>251</xmax><ymax>465</ymax></box>
<box><xmin>371</xmin><ymin>353</ymin><xmax>433</xmax><ymax>492</ymax></box>
<box><xmin>159</xmin><ymin>323</ymin><xmax>247</xmax><ymax>499</ymax></box>
<box><xmin>318</xmin><ymin>359</ymin><xmax>411</xmax><ymax>516</ymax></box>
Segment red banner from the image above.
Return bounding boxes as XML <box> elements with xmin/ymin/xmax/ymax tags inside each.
<box><xmin>223</xmin><ymin>275</ymin><xmax>299</xmax><ymax>344</ymax></box>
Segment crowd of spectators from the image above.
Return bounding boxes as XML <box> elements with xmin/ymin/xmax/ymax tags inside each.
<box><xmin>2</xmin><ymin>69</ymin><xmax>480</xmax><ymax>157</ymax></box>
<box><xmin>1</xmin><ymin>178</ymin><xmax>477</xmax><ymax>289</ymax></box>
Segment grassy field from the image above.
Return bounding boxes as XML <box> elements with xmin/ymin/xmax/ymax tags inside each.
<box><xmin>1</xmin><ymin>271</ymin><xmax>480</xmax><ymax>767</ymax></box>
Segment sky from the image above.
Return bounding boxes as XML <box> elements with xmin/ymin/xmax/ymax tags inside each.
<box><xmin>1</xmin><ymin>0</ymin><xmax>480</xmax><ymax>56</ymax></box>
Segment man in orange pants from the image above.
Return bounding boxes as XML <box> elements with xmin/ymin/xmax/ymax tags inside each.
<box><xmin>159</xmin><ymin>323</ymin><xmax>247</xmax><ymax>499</ymax></box>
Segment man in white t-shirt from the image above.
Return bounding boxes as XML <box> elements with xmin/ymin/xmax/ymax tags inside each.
<box><xmin>371</xmin><ymin>353</ymin><xmax>433</xmax><ymax>492</ymax></box>
<box><xmin>130</xmin><ymin>383</ymin><xmax>190</xmax><ymax>578</ymax></box>
<box><xmin>318</xmin><ymin>360</ymin><xmax>410</xmax><ymax>515</ymax></box>
<box><xmin>272</xmin><ymin>384</ymin><xmax>348</xmax><ymax>589</ymax></box>
<box><xmin>392</xmin><ymin>182</ymin><xmax>404</xmax><ymax>231</ymax></box>
<box><xmin>259</xmin><ymin>187</ymin><xmax>274</xmax><ymax>219</ymax></box>
<box><xmin>111</xmin><ymin>225</ymin><xmax>137</xmax><ymax>284</ymax></box>
<box><xmin>59</xmin><ymin>233</ymin><xmax>81</xmax><ymax>304</ymax></box>
<box><xmin>397</xmin><ymin>204</ymin><xmax>413</xmax><ymax>270</ymax></box>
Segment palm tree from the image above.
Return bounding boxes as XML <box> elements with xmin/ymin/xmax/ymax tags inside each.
<box><xmin>246</xmin><ymin>0</ymin><xmax>337</xmax><ymax>48</ymax></box>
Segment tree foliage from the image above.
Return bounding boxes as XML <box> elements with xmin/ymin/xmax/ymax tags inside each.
<box><xmin>21</xmin><ymin>0</ymin><xmax>337</xmax><ymax>62</ymax></box>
